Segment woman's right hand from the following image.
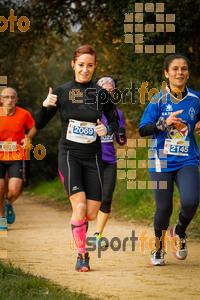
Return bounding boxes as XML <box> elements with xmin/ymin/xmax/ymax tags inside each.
<box><xmin>96</xmin><ymin>119</ymin><xmax>107</xmax><ymax>137</ymax></box>
<box><xmin>43</xmin><ymin>87</ymin><xmax>57</xmax><ymax>107</ymax></box>
<box><xmin>166</xmin><ymin>110</ymin><xmax>183</xmax><ymax>126</ymax></box>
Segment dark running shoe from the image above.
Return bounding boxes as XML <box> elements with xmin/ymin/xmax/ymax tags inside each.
<box><xmin>5</xmin><ymin>200</ymin><xmax>15</xmax><ymax>224</ymax></box>
<box><xmin>150</xmin><ymin>249</ymin><xmax>166</xmax><ymax>266</ymax></box>
<box><xmin>170</xmin><ymin>226</ymin><xmax>187</xmax><ymax>260</ymax></box>
<box><xmin>75</xmin><ymin>252</ymin><xmax>90</xmax><ymax>272</ymax></box>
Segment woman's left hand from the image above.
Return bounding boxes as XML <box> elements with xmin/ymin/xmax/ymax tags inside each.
<box><xmin>20</xmin><ymin>137</ymin><xmax>31</xmax><ymax>148</ymax></box>
<box><xmin>95</xmin><ymin>119</ymin><xmax>107</xmax><ymax>136</ymax></box>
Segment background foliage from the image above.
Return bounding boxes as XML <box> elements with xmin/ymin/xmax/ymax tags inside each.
<box><xmin>1</xmin><ymin>0</ymin><xmax>200</xmax><ymax>182</ymax></box>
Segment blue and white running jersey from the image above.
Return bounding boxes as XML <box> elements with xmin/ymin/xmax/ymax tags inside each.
<box><xmin>139</xmin><ymin>87</ymin><xmax>200</xmax><ymax>172</ymax></box>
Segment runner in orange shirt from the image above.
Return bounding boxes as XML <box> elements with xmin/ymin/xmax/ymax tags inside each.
<box><xmin>0</xmin><ymin>87</ymin><xmax>36</xmax><ymax>230</ymax></box>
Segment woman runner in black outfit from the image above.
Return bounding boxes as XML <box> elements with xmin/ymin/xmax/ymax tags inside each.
<box><xmin>35</xmin><ymin>45</ymin><xmax>119</xmax><ymax>272</ymax></box>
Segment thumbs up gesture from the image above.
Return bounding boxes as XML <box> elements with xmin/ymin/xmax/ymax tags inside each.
<box><xmin>43</xmin><ymin>87</ymin><xmax>57</xmax><ymax>107</ymax></box>
<box><xmin>97</xmin><ymin>119</ymin><xmax>101</xmax><ymax>125</ymax></box>
<box><xmin>95</xmin><ymin>119</ymin><xmax>107</xmax><ymax>137</ymax></box>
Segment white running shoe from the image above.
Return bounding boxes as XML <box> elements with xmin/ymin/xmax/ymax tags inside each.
<box><xmin>170</xmin><ymin>225</ymin><xmax>187</xmax><ymax>260</ymax></box>
<box><xmin>150</xmin><ymin>249</ymin><xmax>165</xmax><ymax>266</ymax></box>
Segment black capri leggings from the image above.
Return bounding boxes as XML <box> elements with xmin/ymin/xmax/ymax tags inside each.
<box><xmin>150</xmin><ymin>165</ymin><xmax>199</xmax><ymax>230</ymax></box>
<box><xmin>100</xmin><ymin>162</ymin><xmax>117</xmax><ymax>213</ymax></box>
<box><xmin>58</xmin><ymin>151</ymin><xmax>103</xmax><ymax>201</ymax></box>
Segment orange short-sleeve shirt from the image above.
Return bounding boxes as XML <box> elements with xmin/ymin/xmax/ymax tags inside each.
<box><xmin>0</xmin><ymin>106</ymin><xmax>35</xmax><ymax>161</ymax></box>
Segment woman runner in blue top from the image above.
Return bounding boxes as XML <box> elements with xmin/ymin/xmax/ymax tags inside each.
<box><xmin>139</xmin><ymin>54</ymin><xmax>200</xmax><ymax>266</ymax></box>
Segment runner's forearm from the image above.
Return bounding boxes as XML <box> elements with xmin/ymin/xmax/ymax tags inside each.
<box><xmin>139</xmin><ymin>123</ymin><xmax>160</xmax><ymax>137</ymax></box>
<box><xmin>26</xmin><ymin>126</ymin><xmax>37</xmax><ymax>139</ymax></box>
<box><xmin>35</xmin><ymin>105</ymin><xmax>58</xmax><ymax>130</ymax></box>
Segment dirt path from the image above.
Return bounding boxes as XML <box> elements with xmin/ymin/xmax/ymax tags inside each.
<box><xmin>1</xmin><ymin>194</ymin><xmax>200</xmax><ymax>299</ymax></box>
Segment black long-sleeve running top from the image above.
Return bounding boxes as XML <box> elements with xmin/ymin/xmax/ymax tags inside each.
<box><xmin>35</xmin><ymin>80</ymin><xmax>119</xmax><ymax>158</ymax></box>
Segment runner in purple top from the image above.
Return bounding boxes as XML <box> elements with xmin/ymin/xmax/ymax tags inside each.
<box><xmin>92</xmin><ymin>76</ymin><xmax>127</xmax><ymax>247</ymax></box>
<box><xmin>101</xmin><ymin>110</ymin><xmax>126</xmax><ymax>163</ymax></box>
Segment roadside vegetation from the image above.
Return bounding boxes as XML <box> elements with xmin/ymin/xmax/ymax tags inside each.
<box><xmin>29</xmin><ymin>135</ymin><xmax>200</xmax><ymax>239</ymax></box>
<box><xmin>0</xmin><ymin>262</ymin><xmax>94</xmax><ymax>300</ymax></box>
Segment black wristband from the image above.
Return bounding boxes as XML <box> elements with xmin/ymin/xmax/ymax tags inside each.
<box><xmin>106</xmin><ymin>125</ymin><xmax>112</xmax><ymax>135</ymax></box>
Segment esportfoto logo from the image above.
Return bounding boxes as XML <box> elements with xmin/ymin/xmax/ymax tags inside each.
<box><xmin>124</xmin><ymin>2</ymin><xmax>175</xmax><ymax>53</ymax></box>
<box><xmin>69</xmin><ymin>230</ymin><xmax>182</xmax><ymax>258</ymax></box>
<box><xmin>0</xmin><ymin>9</ymin><xmax>30</xmax><ymax>32</ymax></box>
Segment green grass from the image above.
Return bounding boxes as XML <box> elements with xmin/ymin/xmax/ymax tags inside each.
<box><xmin>8</xmin><ymin>136</ymin><xmax>199</xmax><ymax>298</ymax></box>
<box><xmin>0</xmin><ymin>262</ymin><xmax>93</xmax><ymax>300</ymax></box>
<box><xmin>28</xmin><ymin>177</ymin><xmax>70</xmax><ymax>205</ymax></box>
<box><xmin>28</xmin><ymin>136</ymin><xmax>200</xmax><ymax>239</ymax></box>
<box><xmin>113</xmin><ymin>177</ymin><xmax>200</xmax><ymax>238</ymax></box>
<box><xmin>112</xmin><ymin>138</ymin><xmax>200</xmax><ymax>239</ymax></box>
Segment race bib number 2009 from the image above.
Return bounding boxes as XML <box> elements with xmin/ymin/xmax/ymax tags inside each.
<box><xmin>66</xmin><ymin>119</ymin><xmax>97</xmax><ymax>144</ymax></box>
